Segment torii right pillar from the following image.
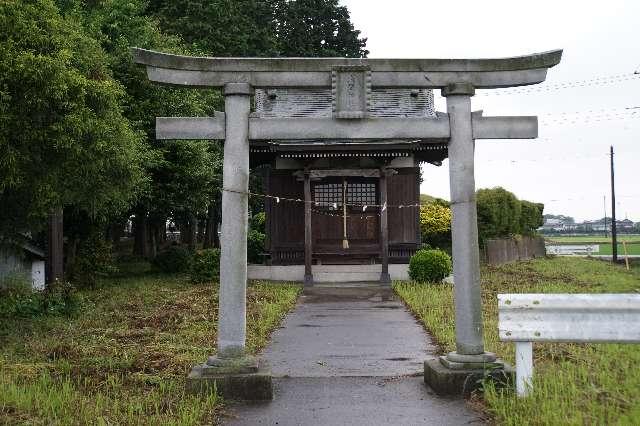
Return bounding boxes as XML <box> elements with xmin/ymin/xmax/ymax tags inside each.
<box><xmin>424</xmin><ymin>82</ymin><xmax>510</xmax><ymax>396</ymax></box>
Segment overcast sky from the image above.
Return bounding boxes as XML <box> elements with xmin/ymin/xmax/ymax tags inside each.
<box><xmin>341</xmin><ymin>0</ymin><xmax>640</xmax><ymax>222</ymax></box>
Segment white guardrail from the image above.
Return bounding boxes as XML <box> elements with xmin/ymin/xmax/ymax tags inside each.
<box><xmin>545</xmin><ymin>244</ymin><xmax>599</xmax><ymax>255</ymax></box>
<box><xmin>498</xmin><ymin>293</ymin><xmax>640</xmax><ymax>396</ymax></box>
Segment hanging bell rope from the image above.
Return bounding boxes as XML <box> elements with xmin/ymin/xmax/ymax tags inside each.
<box><xmin>342</xmin><ymin>178</ymin><xmax>349</xmax><ymax>249</ymax></box>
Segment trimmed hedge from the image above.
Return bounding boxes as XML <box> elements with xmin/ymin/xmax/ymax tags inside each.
<box><xmin>408</xmin><ymin>248</ymin><xmax>452</xmax><ymax>283</ymax></box>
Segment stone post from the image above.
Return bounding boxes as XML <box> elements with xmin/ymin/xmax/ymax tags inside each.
<box><xmin>424</xmin><ymin>83</ymin><xmax>505</xmax><ymax>396</ymax></box>
<box><xmin>443</xmin><ymin>82</ymin><xmax>489</xmax><ymax>359</ymax></box>
<box><xmin>216</xmin><ymin>82</ymin><xmax>252</xmax><ymax>359</ymax></box>
<box><xmin>186</xmin><ymin>83</ymin><xmax>272</xmax><ymax>400</ymax></box>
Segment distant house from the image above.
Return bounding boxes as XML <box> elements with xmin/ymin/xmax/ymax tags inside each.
<box><xmin>584</xmin><ymin>219</ymin><xmax>609</xmax><ymax>232</ymax></box>
<box><xmin>540</xmin><ymin>216</ymin><xmax>638</xmax><ymax>234</ymax></box>
<box><xmin>0</xmin><ymin>242</ymin><xmax>46</xmax><ymax>290</ymax></box>
<box><xmin>618</xmin><ymin>218</ymin><xmax>635</xmax><ymax>232</ymax></box>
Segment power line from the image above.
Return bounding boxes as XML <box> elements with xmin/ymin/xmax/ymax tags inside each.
<box><xmin>539</xmin><ymin>108</ymin><xmax>640</xmax><ymax>126</ymax></box>
<box><xmin>477</xmin><ymin>73</ymin><xmax>640</xmax><ymax>96</ymax></box>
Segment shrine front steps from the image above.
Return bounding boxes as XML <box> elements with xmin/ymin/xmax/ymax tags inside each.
<box><xmin>248</xmin><ymin>263</ymin><xmax>410</xmax><ymax>282</ymax></box>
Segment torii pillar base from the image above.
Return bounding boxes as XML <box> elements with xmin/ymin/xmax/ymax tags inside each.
<box><xmin>424</xmin><ymin>356</ymin><xmax>514</xmax><ymax>397</ymax></box>
<box><xmin>186</xmin><ymin>356</ymin><xmax>273</xmax><ymax>400</ymax></box>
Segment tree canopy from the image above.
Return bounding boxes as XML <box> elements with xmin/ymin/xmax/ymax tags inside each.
<box><xmin>476</xmin><ymin>187</ymin><xmax>544</xmax><ymax>242</ymax></box>
<box><xmin>146</xmin><ymin>0</ymin><xmax>368</xmax><ymax>58</ymax></box>
<box><xmin>419</xmin><ymin>202</ymin><xmax>452</xmax><ymax>250</ymax></box>
<box><xmin>1</xmin><ymin>0</ymin><xmax>369</xmax><ymax>266</ymax></box>
<box><xmin>0</xmin><ymin>0</ymin><xmax>147</xmax><ymax>236</ymax></box>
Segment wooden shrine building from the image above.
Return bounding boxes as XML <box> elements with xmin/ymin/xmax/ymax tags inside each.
<box><xmin>250</xmin><ymin>88</ymin><xmax>446</xmax><ymax>268</ymax></box>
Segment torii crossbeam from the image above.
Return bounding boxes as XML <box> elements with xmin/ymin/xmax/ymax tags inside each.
<box><xmin>133</xmin><ymin>48</ymin><xmax>562</xmax><ymax>399</ymax></box>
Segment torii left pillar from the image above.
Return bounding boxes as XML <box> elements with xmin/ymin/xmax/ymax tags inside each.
<box><xmin>186</xmin><ymin>83</ymin><xmax>273</xmax><ymax>400</ymax></box>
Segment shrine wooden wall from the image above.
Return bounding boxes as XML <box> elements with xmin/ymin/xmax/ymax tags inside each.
<box><xmin>265</xmin><ymin>167</ymin><xmax>421</xmax><ymax>264</ymax></box>
<box><xmin>265</xmin><ymin>169</ymin><xmax>305</xmax><ymax>264</ymax></box>
<box><xmin>387</xmin><ymin>167</ymin><xmax>421</xmax><ymax>261</ymax></box>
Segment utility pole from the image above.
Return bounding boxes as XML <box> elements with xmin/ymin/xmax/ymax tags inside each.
<box><xmin>610</xmin><ymin>146</ymin><xmax>618</xmax><ymax>263</ymax></box>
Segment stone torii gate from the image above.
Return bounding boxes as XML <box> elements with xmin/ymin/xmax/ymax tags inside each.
<box><xmin>133</xmin><ymin>48</ymin><xmax>562</xmax><ymax>398</ymax></box>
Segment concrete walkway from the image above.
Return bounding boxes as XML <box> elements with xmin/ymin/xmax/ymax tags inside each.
<box><xmin>224</xmin><ymin>285</ymin><xmax>482</xmax><ymax>426</ymax></box>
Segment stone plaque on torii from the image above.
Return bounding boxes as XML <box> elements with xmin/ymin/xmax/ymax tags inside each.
<box><xmin>133</xmin><ymin>48</ymin><xmax>562</xmax><ymax>398</ymax></box>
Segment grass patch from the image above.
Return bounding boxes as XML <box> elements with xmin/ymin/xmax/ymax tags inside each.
<box><xmin>0</xmin><ymin>271</ymin><xmax>301</xmax><ymax>424</ymax></box>
<box><xmin>394</xmin><ymin>257</ymin><xmax>640</xmax><ymax>425</ymax></box>
<box><xmin>594</xmin><ymin>243</ymin><xmax>640</xmax><ymax>255</ymax></box>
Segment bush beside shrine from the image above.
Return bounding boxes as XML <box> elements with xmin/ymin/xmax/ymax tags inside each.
<box><xmin>247</xmin><ymin>230</ymin><xmax>266</xmax><ymax>264</ymax></box>
<box><xmin>153</xmin><ymin>245</ymin><xmax>192</xmax><ymax>273</ymax></box>
<box><xmin>190</xmin><ymin>248</ymin><xmax>221</xmax><ymax>283</ymax></box>
<box><xmin>408</xmin><ymin>248</ymin><xmax>452</xmax><ymax>283</ymax></box>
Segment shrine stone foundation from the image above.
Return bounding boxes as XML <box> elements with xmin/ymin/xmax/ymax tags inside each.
<box><xmin>133</xmin><ymin>48</ymin><xmax>562</xmax><ymax>399</ymax></box>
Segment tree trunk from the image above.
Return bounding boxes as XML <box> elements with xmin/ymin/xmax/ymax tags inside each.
<box><xmin>198</xmin><ymin>217</ymin><xmax>206</xmax><ymax>245</ymax></box>
<box><xmin>178</xmin><ymin>220</ymin><xmax>189</xmax><ymax>246</ymax></box>
<box><xmin>212</xmin><ymin>207</ymin><xmax>220</xmax><ymax>248</ymax></box>
<box><xmin>150</xmin><ymin>231</ymin><xmax>157</xmax><ymax>259</ymax></box>
<box><xmin>46</xmin><ymin>207</ymin><xmax>64</xmax><ymax>285</ymax></box>
<box><xmin>133</xmin><ymin>210</ymin><xmax>149</xmax><ymax>258</ymax></box>
<box><xmin>106</xmin><ymin>221</ymin><xmax>125</xmax><ymax>246</ymax></box>
<box><xmin>188</xmin><ymin>213</ymin><xmax>197</xmax><ymax>251</ymax></box>
<box><xmin>65</xmin><ymin>237</ymin><xmax>79</xmax><ymax>281</ymax></box>
<box><xmin>159</xmin><ymin>220</ymin><xmax>167</xmax><ymax>244</ymax></box>
<box><xmin>204</xmin><ymin>205</ymin><xmax>215</xmax><ymax>248</ymax></box>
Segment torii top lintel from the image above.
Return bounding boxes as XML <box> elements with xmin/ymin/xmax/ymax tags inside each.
<box><xmin>131</xmin><ymin>48</ymin><xmax>562</xmax><ymax>89</ymax></box>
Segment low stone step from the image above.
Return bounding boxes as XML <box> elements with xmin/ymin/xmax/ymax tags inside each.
<box><xmin>313</xmin><ymin>271</ymin><xmax>381</xmax><ymax>282</ymax></box>
<box><xmin>247</xmin><ymin>264</ymin><xmax>409</xmax><ymax>282</ymax></box>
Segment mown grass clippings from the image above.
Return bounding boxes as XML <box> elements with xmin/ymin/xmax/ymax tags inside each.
<box><xmin>0</xmin><ymin>270</ymin><xmax>301</xmax><ymax>425</ymax></box>
<box><xmin>394</xmin><ymin>257</ymin><xmax>640</xmax><ymax>425</ymax></box>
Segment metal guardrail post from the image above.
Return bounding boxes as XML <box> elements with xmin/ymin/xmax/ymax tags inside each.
<box><xmin>515</xmin><ymin>341</ymin><xmax>533</xmax><ymax>397</ymax></box>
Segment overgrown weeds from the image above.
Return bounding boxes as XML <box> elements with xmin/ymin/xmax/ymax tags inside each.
<box><xmin>0</xmin><ymin>275</ymin><xmax>81</xmax><ymax>318</ymax></box>
<box><xmin>395</xmin><ymin>257</ymin><xmax>640</xmax><ymax>425</ymax></box>
<box><xmin>0</xmin><ymin>270</ymin><xmax>301</xmax><ymax>424</ymax></box>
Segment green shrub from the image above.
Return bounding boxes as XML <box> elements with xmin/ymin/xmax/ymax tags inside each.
<box><xmin>408</xmin><ymin>248</ymin><xmax>452</xmax><ymax>282</ymax></box>
<box><xmin>419</xmin><ymin>203</ymin><xmax>452</xmax><ymax>250</ymax></box>
<box><xmin>247</xmin><ymin>230</ymin><xmax>266</xmax><ymax>264</ymax></box>
<box><xmin>250</xmin><ymin>212</ymin><xmax>266</xmax><ymax>233</ymax></box>
<box><xmin>0</xmin><ymin>274</ymin><xmax>80</xmax><ymax>318</ymax></box>
<box><xmin>68</xmin><ymin>234</ymin><xmax>118</xmax><ymax>287</ymax></box>
<box><xmin>153</xmin><ymin>245</ymin><xmax>192</xmax><ymax>273</ymax></box>
<box><xmin>41</xmin><ymin>280</ymin><xmax>81</xmax><ymax>315</ymax></box>
<box><xmin>190</xmin><ymin>248</ymin><xmax>220</xmax><ymax>283</ymax></box>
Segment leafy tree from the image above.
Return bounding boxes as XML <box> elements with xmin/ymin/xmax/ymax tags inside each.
<box><xmin>146</xmin><ymin>0</ymin><xmax>279</xmax><ymax>56</ymax></box>
<box><xmin>520</xmin><ymin>200</ymin><xmax>544</xmax><ymax>236</ymax></box>
<box><xmin>273</xmin><ymin>0</ymin><xmax>368</xmax><ymax>57</ymax></box>
<box><xmin>144</xmin><ymin>0</ymin><xmax>368</xmax><ymax>253</ymax></box>
<box><xmin>146</xmin><ymin>0</ymin><xmax>368</xmax><ymax>58</ymax></box>
<box><xmin>62</xmin><ymin>0</ymin><xmax>224</xmax><ymax>256</ymax></box>
<box><xmin>0</xmin><ymin>0</ymin><xmax>146</xmax><ymax>237</ymax></box>
<box><xmin>476</xmin><ymin>187</ymin><xmax>544</xmax><ymax>242</ymax></box>
<box><xmin>420</xmin><ymin>194</ymin><xmax>449</xmax><ymax>206</ymax></box>
<box><xmin>419</xmin><ymin>203</ymin><xmax>452</xmax><ymax>250</ymax></box>
<box><xmin>476</xmin><ymin>187</ymin><xmax>522</xmax><ymax>242</ymax></box>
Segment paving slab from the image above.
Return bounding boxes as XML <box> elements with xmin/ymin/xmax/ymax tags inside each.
<box><xmin>264</xmin><ymin>287</ymin><xmax>434</xmax><ymax>377</ymax></box>
<box><xmin>223</xmin><ymin>285</ymin><xmax>482</xmax><ymax>425</ymax></box>
<box><xmin>225</xmin><ymin>377</ymin><xmax>482</xmax><ymax>426</ymax></box>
